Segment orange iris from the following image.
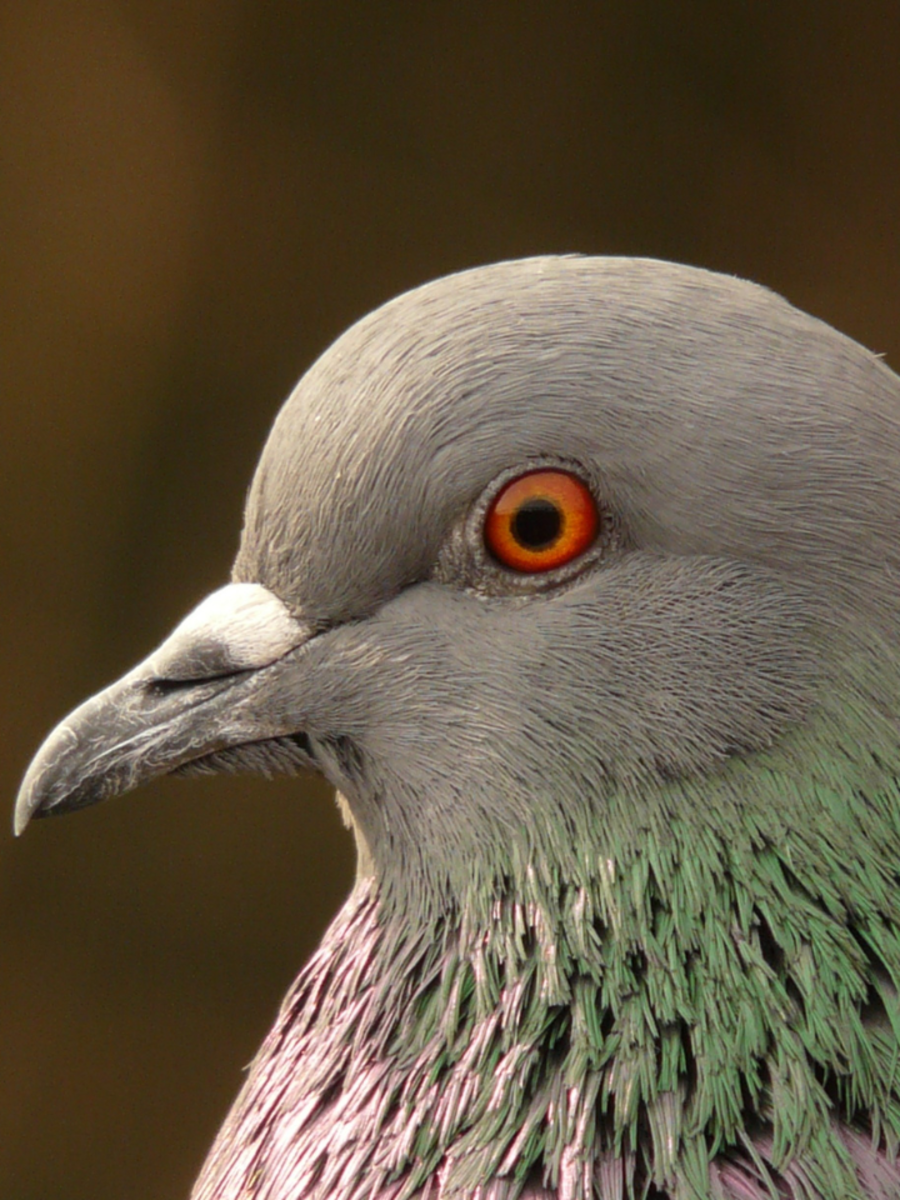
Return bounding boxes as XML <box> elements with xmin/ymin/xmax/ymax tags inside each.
<box><xmin>484</xmin><ymin>469</ymin><xmax>599</xmax><ymax>573</ymax></box>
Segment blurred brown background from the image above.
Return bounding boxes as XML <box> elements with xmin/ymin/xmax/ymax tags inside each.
<box><xmin>2</xmin><ymin>3</ymin><xmax>899</xmax><ymax>1198</ymax></box>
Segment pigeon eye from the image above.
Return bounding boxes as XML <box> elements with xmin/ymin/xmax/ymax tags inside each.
<box><xmin>484</xmin><ymin>469</ymin><xmax>599</xmax><ymax>573</ymax></box>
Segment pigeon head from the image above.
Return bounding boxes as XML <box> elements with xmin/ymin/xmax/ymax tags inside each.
<box><xmin>16</xmin><ymin>258</ymin><xmax>900</xmax><ymax>1199</ymax></box>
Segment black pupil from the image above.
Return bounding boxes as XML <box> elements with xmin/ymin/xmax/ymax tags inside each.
<box><xmin>511</xmin><ymin>498</ymin><xmax>563</xmax><ymax>550</ymax></box>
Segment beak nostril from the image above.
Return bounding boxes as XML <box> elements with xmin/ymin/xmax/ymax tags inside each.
<box><xmin>147</xmin><ymin>582</ymin><xmax>309</xmax><ymax>683</ymax></box>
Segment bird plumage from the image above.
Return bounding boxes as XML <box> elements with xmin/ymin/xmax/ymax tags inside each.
<box><xmin>16</xmin><ymin>257</ymin><xmax>900</xmax><ymax>1198</ymax></box>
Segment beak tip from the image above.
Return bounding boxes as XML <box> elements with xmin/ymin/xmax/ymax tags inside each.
<box><xmin>13</xmin><ymin>790</ymin><xmax>35</xmax><ymax>837</ymax></box>
<box><xmin>13</xmin><ymin>761</ymin><xmax>49</xmax><ymax>834</ymax></box>
<box><xmin>13</xmin><ymin>715</ymin><xmax>100</xmax><ymax>837</ymax></box>
<box><xmin>14</xmin><ymin>743</ymin><xmax>66</xmax><ymax>836</ymax></box>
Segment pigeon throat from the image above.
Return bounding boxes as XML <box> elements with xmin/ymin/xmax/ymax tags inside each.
<box><xmin>189</xmin><ymin>745</ymin><xmax>900</xmax><ymax>1200</ymax></box>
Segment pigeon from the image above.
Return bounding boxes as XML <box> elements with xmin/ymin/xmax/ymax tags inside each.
<box><xmin>15</xmin><ymin>256</ymin><xmax>900</xmax><ymax>1200</ymax></box>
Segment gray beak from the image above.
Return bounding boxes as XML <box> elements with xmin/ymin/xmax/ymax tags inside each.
<box><xmin>14</xmin><ymin>583</ymin><xmax>313</xmax><ymax>836</ymax></box>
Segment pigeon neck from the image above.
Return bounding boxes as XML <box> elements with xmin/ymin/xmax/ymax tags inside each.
<box><xmin>192</xmin><ymin>665</ymin><xmax>900</xmax><ymax>1200</ymax></box>
<box><xmin>192</xmin><ymin>729</ymin><xmax>900</xmax><ymax>1200</ymax></box>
